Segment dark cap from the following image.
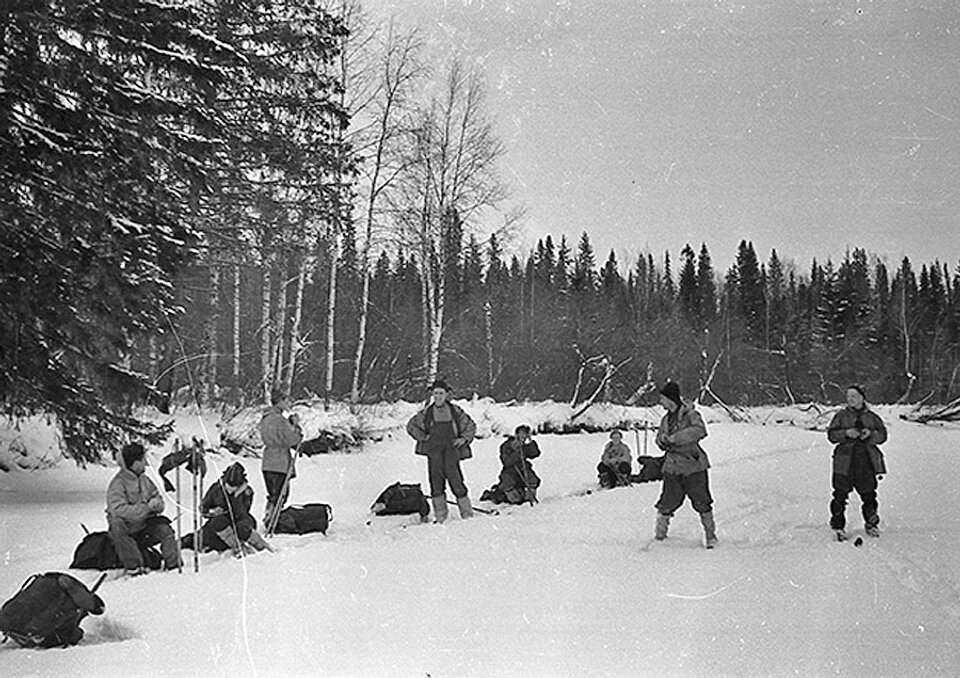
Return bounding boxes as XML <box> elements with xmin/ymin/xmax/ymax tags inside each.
<box><xmin>848</xmin><ymin>384</ymin><xmax>866</xmax><ymax>398</ymax></box>
<box><xmin>223</xmin><ymin>462</ymin><xmax>246</xmax><ymax>486</ymax></box>
<box><xmin>660</xmin><ymin>381</ymin><xmax>682</xmax><ymax>407</ymax></box>
<box><xmin>430</xmin><ymin>379</ymin><xmax>452</xmax><ymax>392</ymax></box>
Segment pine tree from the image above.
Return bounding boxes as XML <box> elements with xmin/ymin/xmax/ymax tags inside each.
<box><xmin>0</xmin><ymin>0</ymin><xmax>240</xmax><ymax>462</ymax></box>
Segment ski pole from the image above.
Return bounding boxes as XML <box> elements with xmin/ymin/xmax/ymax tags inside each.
<box><xmin>191</xmin><ymin>443</ymin><xmax>199</xmax><ymax>573</ymax></box>
<box><xmin>447</xmin><ymin>498</ymin><xmax>497</xmax><ymax>515</ymax></box>
<box><xmin>176</xmin><ymin>462</ymin><xmax>182</xmax><ymax>574</ymax></box>
<box><xmin>266</xmin><ymin>440</ymin><xmax>303</xmax><ymax>537</ymax></box>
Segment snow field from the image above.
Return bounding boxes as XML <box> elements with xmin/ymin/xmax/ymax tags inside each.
<box><xmin>2</xmin><ymin>414</ymin><xmax>960</xmax><ymax>676</ymax></box>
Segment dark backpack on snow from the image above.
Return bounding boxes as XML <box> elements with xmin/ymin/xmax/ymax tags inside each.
<box><xmin>70</xmin><ymin>530</ymin><xmax>162</xmax><ymax>571</ymax></box>
<box><xmin>371</xmin><ymin>482</ymin><xmax>430</xmax><ymax>518</ymax></box>
<box><xmin>0</xmin><ymin>572</ymin><xmax>105</xmax><ymax>648</ymax></box>
<box><xmin>274</xmin><ymin>504</ymin><xmax>332</xmax><ymax>535</ymax></box>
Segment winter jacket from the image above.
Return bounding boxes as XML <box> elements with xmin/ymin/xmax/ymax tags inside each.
<box><xmin>259</xmin><ymin>406</ymin><xmax>303</xmax><ymax>476</ymax></box>
<box><xmin>827</xmin><ymin>405</ymin><xmax>888</xmax><ymax>476</ymax></box>
<box><xmin>499</xmin><ymin>436</ymin><xmax>540</xmax><ymax>469</ymax></box>
<box><xmin>202</xmin><ymin>480</ymin><xmax>254</xmax><ymax>522</ymax></box>
<box><xmin>106</xmin><ymin>454</ymin><xmax>163</xmax><ymax>533</ymax></box>
<box><xmin>407</xmin><ymin>402</ymin><xmax>477</xmax><ymax>460</ymax></box>
<box><xmin>600</xmin><ymin>441</ymin><xmax>632</xmax><ymax>468</ymax></box>
<box><xmin>656</xmin><ymin>403</ymin><xmax>710</xmax><ymax>476</ymax></box>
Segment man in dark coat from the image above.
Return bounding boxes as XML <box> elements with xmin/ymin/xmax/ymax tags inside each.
<box><xmin>497</xmin><ymin>425</ymin><xmax>541</xmax><ymax>504</ymax></box>
<box><xmin>200</xmin><ymin>463</ymin><xmax>273</xmax><ymax>556</ymax></box>
<box><xmin>406</xmin><ymin>379</ymin><xmax>477</xmax><ymax>522</ymax></box>
<box><xmin>826</xmin><ymin>384</ymin><xmax>888</xmax><ymax>539</ymax></box>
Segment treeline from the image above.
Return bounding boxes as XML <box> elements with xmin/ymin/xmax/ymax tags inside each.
<box><xmin>160</xmin><ymin>232</ymin><xmax>960</xmax><ymax>409</ymax></box>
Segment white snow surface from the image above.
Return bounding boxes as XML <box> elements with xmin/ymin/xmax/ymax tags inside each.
<box><xmin>2</xmin><ymin>404</ymin><xmax>960</xmax><ymax>677</ymax></box>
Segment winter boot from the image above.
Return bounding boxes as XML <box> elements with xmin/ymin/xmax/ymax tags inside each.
<box><xmin>431</xmin><ymin>495</ymin><xmax>449</xmax><ymax>524</ymax></box>
<box><xmin>216</xmin><ymin>527</ymin><xmax>243</xmax><ymax>557</ymax></box>
<box><xmin>865</xmin><ymin>524</ymin><xmax>880</xmax><ymax>538</ymax></box>
<box><xmin>246</xmin><ymin>529</ymin><xmax>275</xmax><ymax>553</ymax></box>
<box><xmin>700</xmin><ymin>511</ymin><xmax>718</xmax><ymax>549</ymax></box>
<box><xmin>456</xmin><ymin>494</ymin><xmax>474</xmax><ymax>519</ymax></box>
<box><xmin>654</xmin><ymin>513</ymin><xmax>670</xmax><ymax>541</ymax></box>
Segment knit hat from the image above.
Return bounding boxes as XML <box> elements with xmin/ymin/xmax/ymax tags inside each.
<box><xmin>223</xmin><ymin>462</ymin><xmax>246</xmax><ymax>487</ymax></box>
<box><xmin>660</xmin><ymin>381</ymin><xmax>683</xmax><ymax>408</ymax></box>
<box><xmin>430</xmin><ymin>379</ymin><xmax>452</xmax><ymax>393</ymax></box>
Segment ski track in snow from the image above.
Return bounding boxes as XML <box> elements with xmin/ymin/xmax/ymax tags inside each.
<box><xmin>2</xmin><ymin>412</ymin><xmax>960</xmax><ymax>676</ymax></box>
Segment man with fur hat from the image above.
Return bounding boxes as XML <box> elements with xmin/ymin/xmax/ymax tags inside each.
<box><xmin>652</xmin><ymin>381</ymin><xmax>718</xmax><ymax>549</ymax></box>
<box><xmin>406</xmin><ymin>379</ymin><xmax>477</xmax><ymax>522</ymax></box>
<box><xmin>826</xmin><ymin>384</ymin><xmax>888</xmax><ymax>540</ymax></box>
<box><xmin>199</xmin><ymin>462</ymin><xmax>273</xmax><ymax>556</ymax></box>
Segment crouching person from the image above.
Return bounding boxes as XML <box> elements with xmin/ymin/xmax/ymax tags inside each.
<box><xmin>201</xmin><ymin>463</ymin><xmax>273</xmax><ymax>556</ymax></box>
<box><xmin>653</xmin><ymin>382</ymin><xmax>718</xmax><ymax>549</ymax></box>
<box><xmin>107</xmin><ymin>442</ymin><xmax>181</xmax><ymax>575</ymax></box>
<box><xmin>498</xmin><ymin>425</ymin><xmax>541</xmax><ymax>504</ymax></box>
<box><xmin>406</xmin><ymin>380</ymin><xmax>477</xmax><ymax>522</ymax></box>
<box><xmin>597</xmin><ymin>429</ymin><xmax>632</xmax><ymax>488</ymax></box>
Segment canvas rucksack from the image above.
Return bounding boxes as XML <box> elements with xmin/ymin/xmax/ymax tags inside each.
<box><xmin>70</xmin><ymin>529</ymin><xmax>162</xmax><ymax>571</ymax></box>
<box><xmin>371</xmin><ymin>483</ymin><xmax>430</xmax><ymax>519</ymax></box>
<box><xmin>274</xmin><ymin>503</ymin><xmax>332</xmax><ymax>535</ymax></box>
<box><xmin>0</xmin><ymin>572</ymin><xmax>105</xmax><ymax>648</ymax></box>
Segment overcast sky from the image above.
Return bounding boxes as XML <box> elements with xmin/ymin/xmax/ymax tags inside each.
<box><xmin>367</xmin><ymin>0</ymin><xmax>960</xmax><ymax>273</ymax></box>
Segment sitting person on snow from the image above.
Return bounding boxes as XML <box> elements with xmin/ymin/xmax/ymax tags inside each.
<box><xmin>597</xmin><ymin>429</ymin><xmax>632</xmax><ymax>488</ymax></box>
<box><xmin>106</xmin><ymin>442</ymin><xmax>181</xmax><ymax>575</ymax></box>
<box><xmin>200</xmin><ymin>462</ymin><xmax>272</xmax><ymax>556</ymax></box>
<box><xmin>496</xmin><ymin>425</ymin><xmax>541</xmax><ymax>504</ymax></box>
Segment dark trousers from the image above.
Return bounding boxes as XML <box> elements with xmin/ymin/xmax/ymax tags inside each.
<box><xmin>655</xmin><ymin>470</ymin><xmax>713</xmax><ymax>515</ymax></box>
<box><xmin>598</xmin><ymin>461</ymin><xmax>631</xmax><ymax>488</ymax></box>
<box><xmin>108</xmin><ymin>515</ymin><xmax>180</xmax><ymax>569</ymax></box>
<box><xmin>263</xmin><ymin>470</ymin><xmax>289</xmax><ymax>512</ymax></box>
<box><xmin>830</xmin><ymin>472</ymin><xmax>878</xmax><ymax>530</ymax></box>
<box><xmin>427</xmin><ymin>447</ymin><xmax>468</xmax><ymax>499</ymax></box>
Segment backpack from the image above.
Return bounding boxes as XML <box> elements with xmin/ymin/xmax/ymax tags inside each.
<box><xmin>633</xmin><ymin>455</ymin><xmax>665</xmax><ymax>483</ymax></box>
<box><xmin>274</xmin><ymin>504</ymin><xmax>332</xmax><ymax>535</ymax></box>
<box><xmin>70</xmin><ymin>530</ymin><xmax>162</xmax><ymax>571</ymax></box>
<box><xmin>0</xmin><ymin>572</ymin><xmax>105</xmax><ymax>648</ymax></box>
<box><xmin>371</xmin><ymin>483</ymin><xmax>430</xmax><ymax>518</ymax></box>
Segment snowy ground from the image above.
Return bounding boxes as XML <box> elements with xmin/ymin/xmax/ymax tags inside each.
<box><xmin>2</xmin><ymin>407</ymin><xmax>960</xmax><ymax>677</ymax></box>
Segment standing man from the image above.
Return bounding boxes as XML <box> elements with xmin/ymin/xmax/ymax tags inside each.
<box><xmin>826</xmin><ymin>384</ymin><xmax>888</xmax><ymax>540</ymax></box>
<box><xmin>406</xmin><ymin>379</ymin><xmax>477</xmax><ymax>522</ymax></box>
<box><xmin>259</xmin><ymin>389</ymin><xmax>303</xmax><ymax>526</ymax></box>
<box><xmin>107</xmin><ymin>442</ymin><xmax>180</xmax><ymax>574</ymax></box>
<box><xmin>652</xmin><ymin>381</ymin><xmax>718</xmax><ymax>549</ymax></box>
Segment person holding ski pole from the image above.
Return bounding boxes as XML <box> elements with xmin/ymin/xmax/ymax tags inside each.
<box><xmin>597</xmin><ymin>429</ymin><xmax>632</xmax><ymax>488</ymax></box>
<box><xmin>406</xmin><ymin>379</ymin><xmax>477</xmax><ymax>522</ymax></box>
<box><xmin>652</xmin><ymin>381</ymin><xmax>718</xmax><ymax>549</ymax></box>
<box><xmin>498</xmin><ymin>424</ymin><xmax>541</xmax><ymax>504</ymax></box>
<box><xmin>826</xmin><ymin>384</ymin><xmax>888</xmax><ymax>541</ymax></box>
<box><xmin>259</xmin><ymin>390</ymin><xmax>303</xmax><ymax>527</ymax></box>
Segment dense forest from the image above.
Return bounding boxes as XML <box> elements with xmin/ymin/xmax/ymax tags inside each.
<box><xmin>2</xmin><ymin>1</ymin><xmax>958</xmax><ymax>461</ymax></box>
<box><xmin>163</xmin><ymin>233</ymin><xmax>960</xmax><ymax>410</ymax></box>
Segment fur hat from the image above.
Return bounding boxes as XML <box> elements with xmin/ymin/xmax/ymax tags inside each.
<box><xmin>660</xmin><ymin>381</ymin><xmax>683</xmax><ymax>408</ymax></box>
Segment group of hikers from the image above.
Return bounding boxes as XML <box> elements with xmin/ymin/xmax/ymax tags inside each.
<box><xmin>100</xmin><ymin>377</ymin><xmax>889</xmax><ymax>573</ymax></box>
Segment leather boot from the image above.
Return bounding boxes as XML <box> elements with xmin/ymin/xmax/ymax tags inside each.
<box><xmin>431</xmin><ymin>495</ymin><xmax>449</xmax><ymax>524</ymax></box>
<box><xmin>246</xmin><ymin>529</ymin><xmax>275</xmax><ymax>553</ymax></box>
<box><xmin>456</xmin><ymin>494</ymin><xmax>474</xmax><ymax>519</ymax></box>
<box><xmin>655</xmin><ymin>513</ymin><xmax>670</xmax><ymax>540</ymax></box>
<box><xmin>700</xmin><ymin>511</ymin><xmax>718</xmax><ymax>549</ymax></box>
<box><xmin>216</xmin><ymin>527</ymin><xmax>242</xmax><ymax>557</ymax></box>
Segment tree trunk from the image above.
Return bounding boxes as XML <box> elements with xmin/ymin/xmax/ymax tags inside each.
<box><xmin>351</xmin><ymin>269</ymin><xmax>371</xmax><ymax>403</ymax></box>
<box><xmin>484</xmin><ymin>298</ymin><xmax>494</xmax><ymax>392</ymax></box>
<box><xmin>260</xmin><ymin>258</ymin><xmax>273</xmax><ymax>403</ymax></box>
<box><xmin>204</xmin><ymin>263</ymin><xmax>220</xmax><ymax>405</ymax></box>
<box><xmin>285</xmin><ymin>256</ymin><xmax>309</xmax><ymax>398</ymax></box>
<box><xmin>325</xmin><ymin>231</ymin><xmax>340</xmax><ymax>398</ymax></box>
<box><xmin>233</xmin><ymin>263</ymin><xmax>241</xmax><ymax>397</ymax></box>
